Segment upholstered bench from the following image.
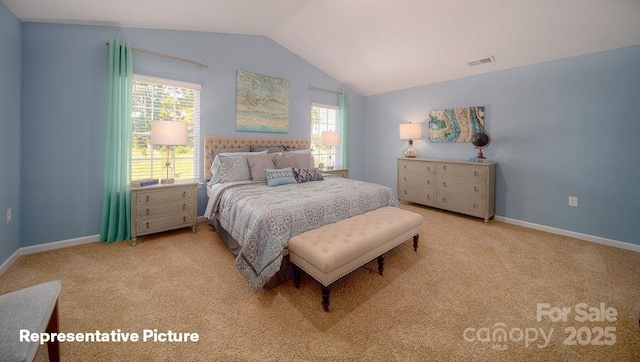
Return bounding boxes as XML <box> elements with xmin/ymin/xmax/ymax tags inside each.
<box><xmin>0</xmin><ymin>280</ymin><xmax>61</xmax><ymax>362</ymax></box>
<box><xmin>288</xmin><ymin>206</ymin><xmax>424</xmax><ymax>311</ymax></box>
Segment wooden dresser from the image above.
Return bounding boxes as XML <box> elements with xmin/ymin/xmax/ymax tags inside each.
<box><xmin>130</xmin><ymin>179</ymin><xmax>198</xmax><ymax>245</ymax></box>
<box><xmin>398</xmin><ymin>158</ymin><xmax>496</xmax><ymax>223</ymax></box>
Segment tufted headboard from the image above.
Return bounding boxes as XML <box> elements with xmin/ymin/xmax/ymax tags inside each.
<box><xmin>203</xmin><ymin>136</ymin><xmax>311</xmax><ymax>180</ymax></box>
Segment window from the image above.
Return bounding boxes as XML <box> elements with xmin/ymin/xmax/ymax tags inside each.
<box><xmin>311</xmin><ymin>103</ymin><xmax>340</xmax><ymax>168</ymax></box>
<box><xmin>130</xmin><ymin>75</ymin><xmax>201</xmax><ymax>181</ymax></box>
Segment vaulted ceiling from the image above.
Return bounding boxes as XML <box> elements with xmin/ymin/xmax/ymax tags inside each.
<box><xmin>3</xmin><ymin>0</ymin><xmax>639</xmax><ymax>96</ymax></box>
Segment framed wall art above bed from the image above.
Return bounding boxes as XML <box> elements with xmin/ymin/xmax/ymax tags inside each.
<box><xmin>235</xmin><ymin>70</ymin><xmax>290</xmax><ymax>133</ymax></box>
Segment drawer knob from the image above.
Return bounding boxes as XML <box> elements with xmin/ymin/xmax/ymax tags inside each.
<box><xmin>442</xmin><ymin>182</ymin><xmax>446</xmax><ymax>187</ymax></box>
<box><xmin>183</xmin><ymin>191</ymin><xmax>186</xmax><ymax>198</ymax></box>
<box><xmin>404</xmin><ymin>165</ymin><xmax>407</xmax><ymax>169</ymax></box>
<box><xmin>474</xmin><ymin>186</ymin><xmax>477</xmax><ymax>192</ymax></box>
<box><xmin>146</xmin><ymin>209</ymin><xmax>150</xmax><ymax>215</ymax></box>
<box><xmin>183</xmin><ymin>216</ymin><xmax>186</xmax><ymax>222</ymax></box>
<box><xmin>145</xmin><ymin>222</ymin><xmax>149</xmax><ymax>229</ymax></box>
<box><xmin>427</xmin><ymin>180</ymin><xmax>431</xmax><ymax>185</ymax></box>
<box><xmin>183</xmin><ymin>203</ymin><xmax>186</xmax><ymax>210</ymax></box>
<box><xmin>473</xmin><ymin>203</ymin><xmax>478</xmax><ymax>208</ymax></box>
<box><xmin>474</xmin><ymin>171</ymin><xmax>477</xmax><ymax>176</ymax></box>
<box><xmin>404</xmin><ymin>177</ymin><xmax>407</xmax><ymax>181</ymax></box>
<box><xmin>146</xmin><ymin>195</ymin><xmax>149</xmax><ymax>202</ymax></box>
<box><xmin>403</xmin><ymin>190</ymin><xmax>408</xmax><ymax>195</ymax></box>
<box><xmin>442</xmin><ymin>198</ymin><xmax>446</xmax><ymax>203</ymax></box>
<box><xmin>443</xmin><ymin>165</ymin><xmax>446</xmax><ymax>170</ymax></box>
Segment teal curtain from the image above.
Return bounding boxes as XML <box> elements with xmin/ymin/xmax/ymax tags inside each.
<box><xmin>100</xmin><ymin>38</ymin><xmax>133</xmax><ymax>243</ymax></box>
<box><xmin>338</xmin><ymin>92</ymin><xmax>349</xmax><ymax>168</ymax></box>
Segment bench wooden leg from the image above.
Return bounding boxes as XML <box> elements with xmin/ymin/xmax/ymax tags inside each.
<box><xmin>413</xmin><ymin>234</ymin><xmax>419</xmax><ymax>252</ymax></box>
<box><xmin>321</xmin><ymin>285</ymin><xmax>330</xmax><ymax>312</ymax></box>
<box><xmin>46</xmin><ymin>300</ymin><xmax>60</xmax><ymax>362</ymax></box>
<box><xmin>377</xmin><ymin>255</ymin><xmax>385</xmax><ymax>276</ymax></box>
<box><xmin>293</xmin><ymin>265</ymin><xmax>301</xmax><ymax>289</ymax></box>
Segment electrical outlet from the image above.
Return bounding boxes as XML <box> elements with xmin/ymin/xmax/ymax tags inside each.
<box><xmin>568</xmin><ymin>196</ymin><xmax>578</xmax><ymax>207</ymax></box>
<box><xmin>7</xmin><ymin>208</ymin><xmax>12</xmax><ymax>223</ymax></box>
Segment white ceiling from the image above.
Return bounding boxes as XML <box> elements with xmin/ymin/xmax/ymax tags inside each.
<box><xmin>3</xmin><ymin>0</ymin><xmax>639</xmax><ymax>96</ymax></box>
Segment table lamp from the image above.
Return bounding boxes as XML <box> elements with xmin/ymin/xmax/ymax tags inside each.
<box><xmin>321</xmin><ymin>131</ymin><xmax>341</xmax><ymax>169</ymax></box>
<box><xmin>151</xmin><ymin>121</ymin><xmax>188</xmax><ymax>184</ymax></box>
<box><xmin>399</xmin><ymin>123</ymin><xmax>422</xmax><ymax>158</ymax></box>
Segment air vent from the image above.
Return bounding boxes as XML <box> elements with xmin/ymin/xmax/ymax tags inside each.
<box><xmin>467</xmin><ymin>56</ymin><xmax>495</xmax><ymax>67</ymax></box>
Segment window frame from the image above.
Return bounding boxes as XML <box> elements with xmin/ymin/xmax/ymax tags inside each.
<box><xmin>311</xmin><ymin>103</ymin><xmax>340</xmax><ymax>168</ymax></box>
<box><xmin>130</xmin><ymin>74</ymin><xmax>201</xmax><ymax>182</ymax></box>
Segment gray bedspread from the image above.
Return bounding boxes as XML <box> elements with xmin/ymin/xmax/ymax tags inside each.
<box><xmin>205</xmin><ymin>177</ymin><xmax>400</xmax><ymax>291</ymax></box>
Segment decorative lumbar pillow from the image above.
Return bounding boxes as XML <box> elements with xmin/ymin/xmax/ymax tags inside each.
<box><xmin>274</xmin><ymin>155</ymin><xmax>299</xmax><ymax>169</ymax></box>
<box><xmin>293</xmin><ymin>168</ymin><xmax>324</xmax><ymax>183</ymax></box>
<box><xmin>245</xmin><ymin>153</ymin><xmax>276</xmax><ymax>182</ymax></box>
<box><xmin>218</xmin><ymin>154</ymin><xmax>252</xmax><ymax>183</ymax></box>
<box><xmin>265</xmin><ymin>167</ymin><xmax>298</xmax><ymax>187</ymax></box>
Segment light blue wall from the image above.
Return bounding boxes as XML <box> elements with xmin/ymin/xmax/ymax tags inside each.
<box><xmin>5</xmin><ymin>15</ymin><xmax>638</xmax><ymax>253</ymax></box>
<box><xmin>19</xmin><ymin>23</ymin><xmax>362</xmax><ymax>247</ymax></box>
<box><xmin>0</xmin><ymin>2</ymin><xmax>21</xmax><ymax>263</ymax></box>
<box><xmin>363</xmin><ymin>46</ymin><xmax>640</xmax><ymax>245</ymax></box>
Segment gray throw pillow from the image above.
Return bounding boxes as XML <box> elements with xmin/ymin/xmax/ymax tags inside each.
<box><xmin>245</xmin><ymin>153</ymin><xmax>276</xmax><ymax>182</ymax></box>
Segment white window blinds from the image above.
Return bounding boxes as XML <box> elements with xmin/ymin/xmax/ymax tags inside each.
<box><xmin>131</xmin><ymin>74</ymin><xmax>201</xmax><ymax>181</ymax></box>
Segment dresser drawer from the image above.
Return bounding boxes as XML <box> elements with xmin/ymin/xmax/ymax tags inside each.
<box><xmin>136</xmin><ymin>188</ymin><xmax>194</xmax><ymax>205</ymax></box>
<box><xmin>437</xmin><ymin>163</ymin><xmax>485</xmax><ymax>180</ymax></box>
<box><xmin>136</xmin><ymin>200</ymin><xmax>194</xmax><ymax>219</ymax></box>
<box><xmin>399</xmin><ymin>160</ymin><xmax>435</xmax><ymax>175</ymax></box>
<box><xmin>398</xmin><ymin>185</ymin><xmax>435</xmax><ymax>205</ymax></box>
<box><xmin>436</xmin><ymin>178</ymin><xmax>484</xmax><ymax>196</ymax></box>
<box><xmin>399</xmin><ymin>173</ymin><xmax>435</xmax><ymax>188</ymax></box>
<box><xmin>436</xmin><ymin>192</ymin><xmax>485</xmax><ymax>217</ymax></box>
<box><xmin>136</xmin><ymin>213</ymin><xmax>195</xmax><ymax>233</ymax></box>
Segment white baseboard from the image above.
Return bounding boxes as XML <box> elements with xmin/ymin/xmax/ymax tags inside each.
<box><xmin>2</xmin><ymin>216</ymin><xmax>637</xmax><ymax>276</ymax></box>
<box><xmin>0</xmin><ymin>249</ymin><xmax>21</xmax><ymax>275</ymax></box>
<box><xmin>0</xmin><ymin>234</ymin><xmax>99</xmax><ymax>275</ymax></box>
<box><xmin>494</xmin><ymin>216</ymin><xmax>640</xmax><ymax>253</ymax></box>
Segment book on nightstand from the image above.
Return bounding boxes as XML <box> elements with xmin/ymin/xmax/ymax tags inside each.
<box><xmin>131</xmin><ymin>178</ymin><xmax>159</xmax><ymax>187</ymax></box>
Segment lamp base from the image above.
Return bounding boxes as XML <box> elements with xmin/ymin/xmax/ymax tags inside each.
<box><xmin>403</xmin><ymin>144</ymin><xmax>417</xmax><ymax>158</ymax></box>
<box><xmin>160</xmin><ymin>178</ymin><xmax>175</xmax><ymax>184</ymax></box>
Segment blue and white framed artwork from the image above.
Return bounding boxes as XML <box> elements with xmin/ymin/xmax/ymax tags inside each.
<box><xmin>428</xmin><ymin>106</ymin><xmax>485</xmax><ymax>142</ymax></box>
<box><xmin>236</xmin><ymin>70</ymin><xmax>289</xmax><ymax>133</ymax></box>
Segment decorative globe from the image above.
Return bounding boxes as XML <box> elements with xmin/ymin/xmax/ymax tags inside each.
<box><xmin>472</xmin><ymin>132</ymin><xmax>490</xmax><ymax>148</ymax></box>
<box><xmin>471</xmin><ymin>131</ymin><xmax>491</xmax><ymax>159</ymax></box>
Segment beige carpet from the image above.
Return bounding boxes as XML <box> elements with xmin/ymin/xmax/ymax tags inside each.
<box><xmin>1</xmin><ymin>204</ymin><xmax>639</xmax><ymax>361</ymax></box>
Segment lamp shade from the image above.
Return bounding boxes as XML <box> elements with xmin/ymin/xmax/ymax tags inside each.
<box><xmin>399</xmin><ymin>123</ymin><xmax>422</xmax><ymax>140</ymax></box>
<box><xmin>321</xmin><ymin>131</ymin><xmax>341</xmax><ymax>147</ymax></box>
<box><xmin>151</xmin><ymin>121</ymin><xmax>188</xmax><ymax>145</ymax></box>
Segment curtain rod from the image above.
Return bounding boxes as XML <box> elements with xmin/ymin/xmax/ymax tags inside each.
<box><xmin>309</xmin><ymin>86</ymin><xmax>342</xmax><ymax>95</ymax></box>
<box><xmin>104</xmin><ymin>39</ymin><xmax>208</xmax><ymax>68</ymax></box>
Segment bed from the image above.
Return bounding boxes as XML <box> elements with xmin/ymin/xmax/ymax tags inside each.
<box><xmin>203</xmin><ymin>137</ymin><xmax>400</xmax><ymax>291</ymax></box>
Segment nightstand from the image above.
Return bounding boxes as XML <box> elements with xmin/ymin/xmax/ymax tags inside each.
<box><xmin>320</xmin><ymin>167</ymin><xmax>348</xmax><ymax>178</ymax></box>
<box><xmin>130</xmin><ymin>179</ymin><xmax>198</xmax><ymax>245</ymax></box>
